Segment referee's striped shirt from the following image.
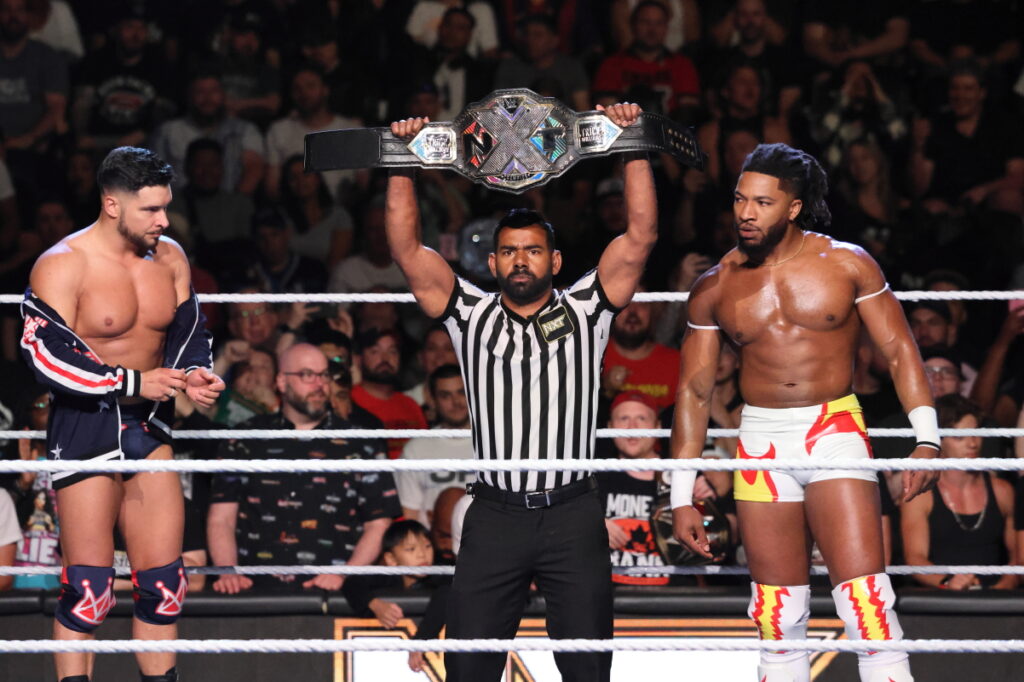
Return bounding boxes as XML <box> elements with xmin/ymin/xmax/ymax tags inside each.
<box><xmin>441</xmin><ymin>269</ymin><xmax>619</xmax><ymax>492</ymax></box>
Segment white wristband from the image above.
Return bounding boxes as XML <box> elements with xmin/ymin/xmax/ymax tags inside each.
<box><xmin>908</xmin><ymin>405</ymin><xmax>940</xmax><ymax>450</ymax></box>
<box><xmin>670</xmin><ymin>470</ymin><xmax>697</xmax><ymax>509</ymax></box>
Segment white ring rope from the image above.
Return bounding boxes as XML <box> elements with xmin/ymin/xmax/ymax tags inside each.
<box><xmin>2</xmin><ymin>290</ymin><xmax>1024</xmax><ymax>305</ymax></box>
<box><xmin>0</xmin><ymin>457</ymin><xmax>1020</xmax><ymax>474</ymax></box>
<box><xmin>1</xmin><ymin>638</ymin><xmax>1022</xmax><ymax>655</ymax></box>
<box><xmin>2</xmin><ymin>427</ymin><xmax>1022</xmax><ymax>441</ymax></box>
<box><xmin>0</xmin><ymin>564</ymin><xmax>1021</xmax><ymax>577</ymax></box>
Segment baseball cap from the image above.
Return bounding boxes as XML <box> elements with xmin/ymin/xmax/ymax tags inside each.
<box><xmin>610</xmin><ymin>390</ymin><xmax>659</xmax><ymax>415</ymax></box>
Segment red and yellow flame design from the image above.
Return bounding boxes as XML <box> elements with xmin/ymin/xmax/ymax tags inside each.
<box><xmin>735</xmin><ymin>441</ymin><xmax>779</xmax><ymax>502</ymax></box>
<box><xmin>841</xmin><ymin>574</ymin><xmax>892</xmax><ymax>644</ymax></box>
<box><xmin>804</xmin><ymin>395</ymin><xmax>872</xmax><ymax>456</ymax></box>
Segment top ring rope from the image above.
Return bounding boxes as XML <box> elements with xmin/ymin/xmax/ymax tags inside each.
<box><xmin>2</xmin><ymin>290</ymin><xmax>1023</xmax><ymax>305</ymax></box>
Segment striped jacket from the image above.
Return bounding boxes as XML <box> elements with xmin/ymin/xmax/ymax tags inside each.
<box><xmin>19</xmin><ymin>288</ymin><xmax>213</xmax><ymax>465</ymax></box>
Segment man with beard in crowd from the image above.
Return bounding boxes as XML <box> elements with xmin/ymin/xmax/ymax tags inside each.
<box><xmin>207</xmin><ymin>343</ymin><xmax>400</xmax><ymax>594</ymax></box>
<box><xmin>601</xmin><ymin>287</ymin><xmax>681</xmax><ymax>413</ymax></box>
<box><xmin>385</xmin><ymin>103</ymin><xmax>654</xmax><ymax>682</ymax></box>
<box><xmin>351</xmin><ymin>328</ymin><xmax>428</xmax><ymax>459</ymax></box>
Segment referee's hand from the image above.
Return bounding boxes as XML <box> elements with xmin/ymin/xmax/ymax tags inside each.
<box><xmin>672</xmin><ymin>505</ymin><xmax>712</xmax><ymax>559</ymax></box>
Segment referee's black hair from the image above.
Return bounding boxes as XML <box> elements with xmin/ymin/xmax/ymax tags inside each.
<box><xmin>97</xmin><ymin>146</ymin><xmax>174</xmax><ymax>194</ymax></box>
<box><xmin>382</xmin><ymin>519</ymin><xmax>430</xmax><ymax>554</ymax></box>
<box><xmin>493</xmin><ymin>208</ymin><xmax>556</xmax><ymax>249</ymax></box>
<box><xmin>741</xmin><ymin>143</ymin><xmax>831</xmax><ymax>230</ymax></box>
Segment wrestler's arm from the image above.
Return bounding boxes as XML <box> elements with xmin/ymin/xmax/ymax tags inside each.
<box><xmin>849</xmin><ymin>248</ymin><xmax>938</xmax><ymax>502</ymax></box>
<box><xmin>669</xmin><ymin>269</ymin><xmax>722</xmax><ymax>557</ymax></box>
<box><xmin>595</xmin><ymin>104</ymin><xmax>657</xmax><ymax>309</ymax></box>
<box><xmin>384</xmin><ymin>119</ymin><xmax>455</xmax><ymax>319</ymax></box>
<box><xmin>160</xmin><ymin>237</ymin><xmax>224</xmax><ymax>405</ymax></box>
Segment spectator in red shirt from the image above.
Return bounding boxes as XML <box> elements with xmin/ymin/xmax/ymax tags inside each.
<box><xmin>601</xmin><ymin>287</ymin><xmax>680</xmax><ymax>411</ymax></box>
<box><xmin>352</xmin><ymin>328</ymin><xmax>428</xmax><ymax>459</ymax></box>
<box><xmin>592</xmin><ymin>0</ymin><xmax>700</xmax><ymax>122</ymax></box>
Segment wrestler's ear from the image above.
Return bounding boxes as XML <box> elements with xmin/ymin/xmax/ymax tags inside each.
<box><xmin>101</xmin><ymin>193</ymin><xmax>121</xmax><ymax>220</ymax></box>
<box><xmin>551</xmin><ymin>249</ymin><xmax>562</xmax><ymax>275</ymax></box>
<box><xmin>787</xmin><ymin>198</ymin><xmax>803</xmax><ymax>224</ymax></box>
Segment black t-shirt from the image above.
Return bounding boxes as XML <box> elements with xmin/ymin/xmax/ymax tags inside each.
<box><xmin>596</xmin><ymin>469</ymin><xmax>669</xmax><ymax>586</ymax></box>
<box><xmin>76</xmin><ymin>44</ymin><xmax>173</xmax><ymax>136</ymax></box>
<box><xmin>924</xmin><ymin>108</ymin><xmax>1024</xmax><ymax>201</ymax></box>
<box><xmin>210</xmin><ymin>411</ymin><xmax>402</xmax><ymax>582</ymax></box>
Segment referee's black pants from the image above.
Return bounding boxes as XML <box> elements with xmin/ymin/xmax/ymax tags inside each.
<box><xmin>445</xmin><ymin>486</ymin><xmax>613</xmax><ymax>681</ymax></box>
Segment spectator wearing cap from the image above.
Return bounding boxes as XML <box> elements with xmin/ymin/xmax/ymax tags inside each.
<box><xmin>494</xmin><ymin>14</ymin><xmax>589</xmax><ymax>112</ymax></box>
<box><xmin>71</xmin><ymin>3</ymin><xmax>175</xmax><ymax>153</ymax></box>
<box><xmin>597</xmin><ymin>391</ymin><xmax>668</xmax><ymax>585</ymax></box>
<box><xmin>150</xmin><ymin>68</ymin><xmax>266</xmax><ymax>195</ymax></box>
<box><xmin>219</xmin><ymin>10</ymin><xmax>281</xmax><ymax>130</ymax></box>
<box><xmin>352</xmin><ymin>328</ymin><xmax>428</xmax><ymax>459</ymax></box>
<box><xmin>264</xmin><ymin>62</ymin><xmax>362</xmax><ymax>203</ymax></box>
<box><xmin>396</xmin><ymin>364</ymin><xmax>474</xmax><ymax>526</ymax></box>
<box><xmin>244</xmin><ymin>208</ymin><xmax>328</xmax><ymax>294</ymax></box>
<box><xmin>907</xmin><ymin>300</ymin><xmax>977</xmax><ymax>392</ymax></box>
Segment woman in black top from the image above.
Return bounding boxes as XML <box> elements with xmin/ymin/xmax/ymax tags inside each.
<box><xmin>901</xmin><ymin>395</ymin><xmax>1016</xmax><ymax>590</ymax></box>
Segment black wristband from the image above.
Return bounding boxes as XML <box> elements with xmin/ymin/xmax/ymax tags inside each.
<box><xmin>916</xmin><ymin>441</ymin><xmax>941</xmax><ymax>451</ymax></box>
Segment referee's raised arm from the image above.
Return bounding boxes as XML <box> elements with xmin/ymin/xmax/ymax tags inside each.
<box><xmin>594</xmin><ymin>103</ymin><xmax>658</xmax><ymax>309</ymax></box>
<box><xmin>385</xmin><ymin>117</ymin><xmax>456</xmax><ymax>318</ymax></box>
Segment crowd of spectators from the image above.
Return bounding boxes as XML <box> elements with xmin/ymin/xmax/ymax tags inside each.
<box><xmin>1</xmin><ymin>0</ymin><xmax>1024</xmax><ymax>634</ymax></box>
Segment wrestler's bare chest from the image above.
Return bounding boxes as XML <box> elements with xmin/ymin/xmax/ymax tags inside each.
<box><xmin>75</xmin><ymin>254</ymin><xmax>177</xmax><ymax>348</ymax></box>
<box><xmin>712</xmin><ymin>259</ymin><xmax>859</xmax><ymax>346</ymax></box>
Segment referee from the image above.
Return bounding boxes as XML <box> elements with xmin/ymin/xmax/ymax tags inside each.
<box><xmin>386</xmin><ymin>103</ymin><xmax>656</xmax><ymax>682</ymax></box>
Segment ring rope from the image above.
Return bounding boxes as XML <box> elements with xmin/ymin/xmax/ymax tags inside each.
<box><xmin>2</xmin><ymin>290</ymin><xmax>1023</xmax><ymax>305</ymax></box>
<box><xmin>0</xmin><ymin>457</ymin><xmax>1020</xmax><ymax>474</ymax></box>
<box><xmin>2</xmin><ymin>427</ymin><xmax>1021</xmax><ymax>441</ymax></box>
<box><xmin>1</xmin><ymin>637</ymin><xmax>1022</xmax><ymax>654</ymax></box>
<box><xmin>0</xmin><ymin>564</ymin><xmax>1021</xmax><ymax>577</ymax></box>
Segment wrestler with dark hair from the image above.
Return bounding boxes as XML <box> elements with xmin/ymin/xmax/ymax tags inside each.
<box><xmin>670</xmin><ymin>143</ymin><xmax>936</xmax><ymax>682</ymax></box>
<box><xmin>21</xmin><ymin>146</ymin><xmax>224</xmax><ymax>682</ymax></box>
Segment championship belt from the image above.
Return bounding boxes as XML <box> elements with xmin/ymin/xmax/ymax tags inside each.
<box><xmin>304</xmin><ymin>88</ymin><xmax>706</xmax><ymax>194</ymax></box>
<box><xmin>650</xmin><ymin>491</ymin><xmax>733</xmax><ymax>566</ymax></box>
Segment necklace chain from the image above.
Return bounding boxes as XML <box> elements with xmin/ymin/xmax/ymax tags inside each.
<box><xmin>767</xmin><ymin>231</ymin><xmax>807</xmax><ymax>267</ymax></box>
<box><xmin>941</xmin><ymin>483</ymin><xmax>987</xmax><ymax>533</ymax></box>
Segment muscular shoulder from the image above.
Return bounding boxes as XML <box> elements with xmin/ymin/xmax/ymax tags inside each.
<box><xmin>30</xmin><ymin>238</ymin><xmax>88</xmax><ymax>295</ymax></box>
<box><xmin>685</xmin><ymin>263</ymin><xmax>724</xmax><ymax>325</ymax></box>
<box><xmin>810</xmin><ymin>233</ymin><xmax>886</xmax><ymax>289</ymax></box>
<box><xmin>153</xmin><ymin>236</ymin><xmax>191</xmax><ymax>285</ymax></box>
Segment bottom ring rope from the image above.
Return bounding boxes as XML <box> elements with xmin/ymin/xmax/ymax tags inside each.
<box><xmin>2</xmin><ymin>638</ymin><xmax>1023</xmax><ymax>654</ymax></box>
<box><xmin>1</xmin><ymin>565</ymin><xmax>1021</xmax><ymax>576</ymax></box>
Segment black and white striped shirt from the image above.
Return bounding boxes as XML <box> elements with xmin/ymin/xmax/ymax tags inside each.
<box><xmin>442</xmin><ymin>269</ymin><xmax>619</xmax><ymax>492</ymax></box>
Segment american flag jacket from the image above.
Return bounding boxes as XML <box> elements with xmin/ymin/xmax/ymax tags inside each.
<box><xmin>19</xmin><ymin>288</ymin><xmax>213</xmax><ymax>474</ymax></box>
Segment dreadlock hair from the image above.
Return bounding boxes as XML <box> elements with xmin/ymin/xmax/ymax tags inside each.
<box><xmin>740</xmin><ymin>143</ymin><xmax>831</xmax><ymax>231</ymax></box>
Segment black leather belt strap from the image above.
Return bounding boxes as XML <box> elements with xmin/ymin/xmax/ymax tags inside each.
<box><xmin>467</xmin><ymin>476</ymin><xmax>597</xmax><ymax>509</ymax></box>
<box><xmin>304</xmin><ymin>88</ymin><xmax>706</xmax><ymax>194</ymax></box>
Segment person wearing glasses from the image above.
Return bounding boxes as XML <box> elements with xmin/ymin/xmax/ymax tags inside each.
<box><xmin>206</xmin><ymin>343</ymin><xmax>401</xmax><ymax>594</ymax></box>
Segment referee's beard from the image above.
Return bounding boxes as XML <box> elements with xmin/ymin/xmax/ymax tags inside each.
<box><xmin>496</xmin><ymin>267</ymin><xmax>553</xmax><ymax>306</ymax></box>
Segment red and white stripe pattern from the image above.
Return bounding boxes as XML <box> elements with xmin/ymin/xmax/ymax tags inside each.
<box><xmin>20</xmin><ymin>310</ymin><xmax>131</xmax><ymax>397</ymax></box>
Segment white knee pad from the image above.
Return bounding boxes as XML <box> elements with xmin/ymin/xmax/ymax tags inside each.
<box><xmin>748</xmin><ymin>582</ymin><xmax>811</xmax><ymax>682</ymax></box>
<box><xmin>832</xmin><ymin>573</ymin><xmax>913</xmax><ymax>682</ymax></box>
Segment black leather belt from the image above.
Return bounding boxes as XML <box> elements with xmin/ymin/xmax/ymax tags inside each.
<box><xmin>468</xmin><ymin>476</ymin><xmax>597</xmax><ymax>509</ymax></box>
<box><xmin>304</xmin><ymin>88</ymin><xmax>705</xmax><ymax>194</ymax></box>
